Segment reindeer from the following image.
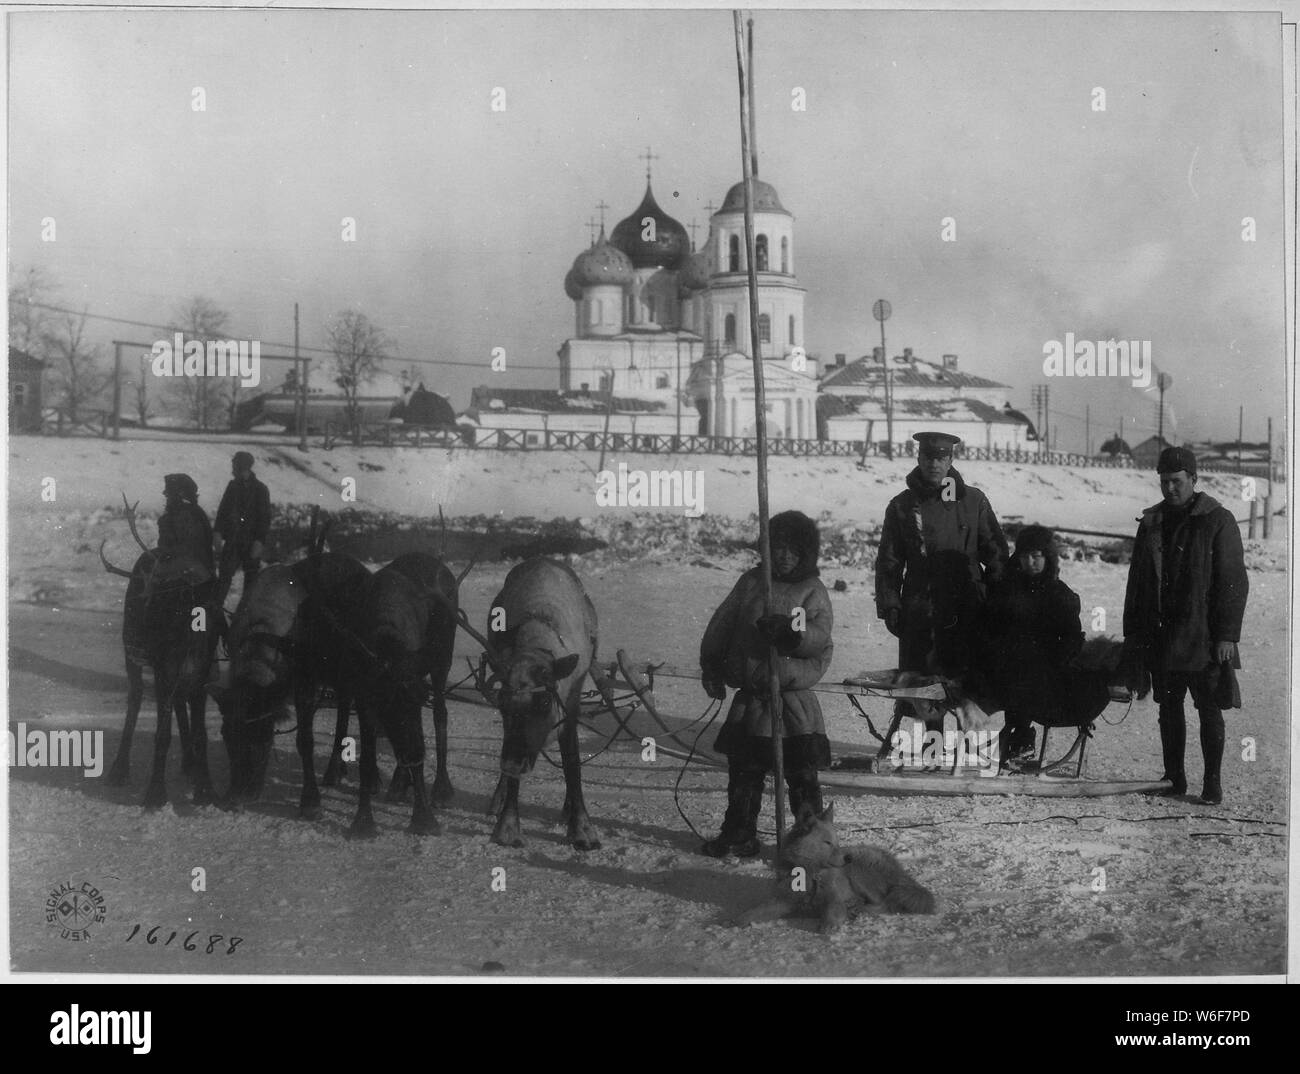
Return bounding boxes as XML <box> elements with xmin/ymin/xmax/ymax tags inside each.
<box><xmin>469</xmin><ymin>557</ymin><xmax>602</xmax><ymax>851</ymax></box>
<box><xmin>343</xmin><ymin>553</ymin><xmax>464</xmax><ymax>837</ymax></box>
<box><xmin>98</xmin><ymin>495</ymin><xmax>221</xmax><ymax>809</ymax></box>
<box><xmin>210</xmin><ymin>548</ymin><xmax>372</xmax><ymax>817</ymax></box>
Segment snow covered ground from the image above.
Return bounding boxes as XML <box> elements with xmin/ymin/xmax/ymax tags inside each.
<box><xmin>5</xmin><ymin>432</ymin><xmax>1290</xmax><ymax>978</ymax></box>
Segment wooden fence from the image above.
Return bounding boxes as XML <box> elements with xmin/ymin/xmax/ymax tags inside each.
<box><xmin>459</xmin><ymin>427</ymin><xmax>1163</xmax><ymax>469</ymax></box>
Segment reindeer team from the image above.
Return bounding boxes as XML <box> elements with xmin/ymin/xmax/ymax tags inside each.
<box><xmin>100</xmin><ymin>489</ymin><xmax>606</xmax><ymax>850</ymax></box>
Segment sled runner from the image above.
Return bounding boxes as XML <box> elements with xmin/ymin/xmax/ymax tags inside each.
<box><xmin>612</xmin><ymin>662</ymin><xmax>1163</xmax><ymax>798</ymax></box>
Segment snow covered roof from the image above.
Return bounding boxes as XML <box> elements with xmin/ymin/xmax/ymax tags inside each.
<box><xmin>827</xmin><ymin>396</ymin><xmax>1027</xmax><ymax>425</ymax></box>
<box><xmin>466</xmin><ymin>386</ymin><xmax>667</xmax><ymax>417</ymax></box>
<box><xmin>820</xmin><ymin>353</ymin><xmax>1008</xmax><ymax>392</ymax></box>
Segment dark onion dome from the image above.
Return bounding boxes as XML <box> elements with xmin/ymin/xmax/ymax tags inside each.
<box><xmin>564</xmin><ymin>265</ymin><xmax>583</xmax><ymax>301</ymax></box>
<box><xmin>718</xmin><ymin>178</ymin><xmax>791</xmax><ymax>216</ymax></box>
<box><xmin>566</xmin><ymin>230</ymin><xmax>634</xmax><ymax>297</ymax></box>
<box><xmin>610</xmin><ymin>183</ymin><xmax>690</xmax><ymax>270</ymax></box>
<box><xmin>678</xmin><ymin>248</ymin><xmax>711</xmax><ymax>296</ymax></box>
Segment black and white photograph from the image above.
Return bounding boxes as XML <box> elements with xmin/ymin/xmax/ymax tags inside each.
<box><xmin>4</xmin><ymin>3</ymin><xmax>1295</xmax><ymax>982</ymax></box>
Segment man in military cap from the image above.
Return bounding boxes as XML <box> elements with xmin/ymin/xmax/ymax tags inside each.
<box><xmin>875</xmin><ymin>432</ymin><xmax>1009</xmax><ymax>734</ymax></box>
<box><xmin>1123</xmin><ymin>446</ymin><xmax>1248</xmax><ymax>805</ymax></box>
<box><xmin>214</xmin><ymin>450</ymin><xmax>271</xmax><ymax>603</ymax></box>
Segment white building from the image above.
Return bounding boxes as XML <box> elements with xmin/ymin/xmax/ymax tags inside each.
<box><xmin>550</xmin><ymin>170</ymin><xmax>819</xmax><ymax>439</ymax></box>
<box><xmin>819</xmin><ymin>349</ymin><xmax>1033</xmax><ymax>450</ymax></box>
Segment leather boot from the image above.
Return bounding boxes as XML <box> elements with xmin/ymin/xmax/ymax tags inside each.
<box><xmin>1155</xmin><ymin>709</ymin><xmax>1187</xmax><ymax>795</ymax></box>
<box><xmin>701</xmin><ymin>768</ymin><xmax>764</xmax><ymax>858</ymax></box>
<box><xmin>786</xmin><ymin>769</ymin><xmax>823</xmax><ymax>821</ymax></box>
<box><xmin>1199</xmin><ymin>711</ymin><xmax>1225</xmax><ymax>805</ymax></box>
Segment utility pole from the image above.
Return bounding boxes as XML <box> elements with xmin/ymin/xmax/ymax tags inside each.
<box><xmin>1238</xmin><ymin>406</ymin><xmax>1243</xmax><ymax>472</ymax></box>
<box><xmin>1085</xmin><ymin>403</ymin><xmax>1091</xmax><ymax>457</ymax></box>
<box><xmin>111</xmin><ymin>341</ymin><xmax>122</xmax><ymax>440</ymax></box>
<box><xmin>1263</xmin><ymin>417</ymin><xmax>1273</xmax><ymax>538</ymax></box>
<box><xmin>295</xmin><ymin>303</ymin><xmax>308</xmax><ymax>451</ymax></box>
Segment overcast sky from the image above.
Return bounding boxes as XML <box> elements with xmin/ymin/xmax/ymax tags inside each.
<box><xmin>7</xmin><ymin>7</ymin><xmax>1288</xmax><ymax>451</ymax></box>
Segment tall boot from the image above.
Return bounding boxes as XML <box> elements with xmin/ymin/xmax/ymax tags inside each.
<box><xmin>1156</xmin><ymin>707</ymin><xmax>1187</xmax><ymax>795</ymax></box>
<box><xmin>786</xmin><ymin>768</ymin><xmax>823</xmax><ymax>822</ymax></box>
<box><xmin>1198</xmin><ymin>710</ymin><xmax>1225</xmax><ymax>806</ymax></box>
<box><xmin>701</xmin><ymin>767</ymin><xmax>765</xmax><ymax>858</ymax></box>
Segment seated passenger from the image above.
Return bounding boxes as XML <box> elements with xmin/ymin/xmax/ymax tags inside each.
<box><xmin>980</xmin><ymin>525</ymin><xmax>1084</xmax><ymax>760</ymax></box>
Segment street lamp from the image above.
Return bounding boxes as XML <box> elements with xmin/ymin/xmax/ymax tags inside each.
<box><xmin>1157</xmin><ymin>372</ymin><xmax>1173</xmax><ymax>446</ymax></box>
<box><xmin>872</xmin><ymin>298</ymin><xmax>892</xmax><ymax>459</ymax></box>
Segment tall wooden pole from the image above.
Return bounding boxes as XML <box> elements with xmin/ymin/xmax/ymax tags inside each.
<box><xmin>295</xmin><ymin>303</ymin><xmax>307</xmax><ymax>451</ymax></box>
<box><xmin>734</xmin><ymin>10</ymin><xmax>785</xmax><ymax>849</ymax></box>
<box><xmin>1085</xmin><ymin>403</ymin><xmax>1091</xmax><ymax>457</ymax></box>
<box><xmin>747</xmin><ymin>19</ymin><xmax>758</xmax><ymax>179</ymax></box>
<box><xmin>1263</xmin><ymin>417</ymin><xmax>1273</xmax><ymax>538</ymax></box>
<box><xmin>111</xmin><ymin>342</ymin><xmax>122</xmax><ymax>440</ymax></box>
<box><xmin>1237</xmin><ymin>406</ymin><xmax>1243</xmax><ymax>472</ymax></box>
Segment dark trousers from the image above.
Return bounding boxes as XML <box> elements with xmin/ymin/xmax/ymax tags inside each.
<box><xmin>1157</xmin><ymin>668</ymin><xmax>1225</xmax><ymax>787</ymax></box>
<box><xmin>217</xmin><ymin>544</ymin><xmax>261</xmax><ymax>604</ymax></box>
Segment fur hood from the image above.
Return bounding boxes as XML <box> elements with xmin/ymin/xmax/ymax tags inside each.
<box><xmin>748</xmin><ymin>510</ymin><xmax>820</xmax><ymax>584</ymax></box>
<box><xmin>1009</xmin><ymin>524</ymin><xmax>1060</xmax><ymax>583</ymax></box>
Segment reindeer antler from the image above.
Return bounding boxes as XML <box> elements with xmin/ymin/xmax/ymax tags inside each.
<box><xmin>98</xmin><ymin>539</ymin><xmax>135</xmax><ymax>578</ymax></box>
<box><xmin>121</xmin><ymin>493</ymin><xmax>156</xmax><ymax>559</ymax></box>
<box><xmin>455</xmin><ymin>557</ymin><xmax>476</xmax><ymax>587</ymax></box>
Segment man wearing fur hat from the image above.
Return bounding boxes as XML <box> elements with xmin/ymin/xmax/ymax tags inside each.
<box><xmin>143</xmin><ymin>473</ymin><xmax>215</xmax><ymax>603</ymax></box>
<box><xmin>215</xmin><ymin>450</ymin><xmax>271</xmax><ymax>603</ymax></box>
<box><xmin>699</xmin><ymin>510</ymin><xmax>833</xmax><ymax>858</ymax></box>
<box><xmin>875</xmin><ymin>432</ymin><xmax>1009</xmax><ymax>733</ymax></box>
<box><xmin>981</xmin><ymin>525</ymin><xmax>1085</xmax><ymax>760</ymax></box>
<box><xmin>1123</xmin><ymin>447</ymin><xmax>1248</xmax><ymax>805</ymax></box>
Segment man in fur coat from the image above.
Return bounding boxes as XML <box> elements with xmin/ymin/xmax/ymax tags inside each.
<box><xmin>699</xmin><ymin>510</ymin><xmax>833</xmax><ymax>858</ymax></box>
<box><xmin>875</xmin><ymin>432</ymin><xmax>1009</xmax><ymax>732</ymax></box>
<box><xmin>1123</xmin><ymin>447</ymin><xmax>1248</xmax><ymax>805</ymax></box>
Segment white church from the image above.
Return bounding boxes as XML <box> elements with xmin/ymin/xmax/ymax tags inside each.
<box><xmin>466</xmin><ymin>165</ymin><xmax>821</xmax><ymax>444</ymax></box>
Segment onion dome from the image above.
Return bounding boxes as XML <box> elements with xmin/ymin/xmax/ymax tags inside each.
<box><xmin>610</xmin><ymin>183</ymin><xmax>690</xmax><ymax>270</ymax></box>
<box><xmin>566</xmin><ymin>230</ymin><xmax>634</xmax><ymax>299</ymax></box>
<box><xmin>718</xmin><ymin>178</ymin><xmax>790</xmax><ymax>216</ymax></box>
<box><xmin>564</xmin><ymin>265</ymin><xmax>583</xmax><ymax>301</ymax></box>
<box><xmin>677</xmin><ymin>248</ymin><xmax>711</xmax><ymax>297</ymax></box>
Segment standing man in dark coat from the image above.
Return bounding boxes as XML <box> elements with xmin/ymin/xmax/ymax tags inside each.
<box><xmin>875</xmin><ymin>432</ymin><xmax>1009</xmax><ymax>733</ymax></box>
<box><xmin>1123</xmin><ymin>447</ymin><xmax>1248</xmax><ymax>805</ymax></box>
<box><xmin>215</xmin><ymin>450</ymin><xmax>271</xmax><ymax>603</ymax></box>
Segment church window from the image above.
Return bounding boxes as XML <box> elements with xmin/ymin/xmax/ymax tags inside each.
<box><xmin>728</xmin><ymin>235</ymin><xmax>740</xmax><ymax>272</ymax></box>
<box><xmin>587</xmin><ymin>299</ymin><xmax>599</xmax><ymax>326</ymax></box>
<box><xmin>656</xmin><ymin>374</ymin><xmax>670</xmax><ymax>389</ymax></box>
<box><xmin>12</xmin><ymin>382</ymin><xmax>27</xmax><ymax>407</ymax></box>
<box><xmin>724</xmin><ymin>313</ymin><xmax>736</xmax><ymax>345</ymax></box>
<box><xmin>647</xmin><ymin>295</ymin><xmax>656</xmax><ymax>323</ymax></box>
<box><xmin>756</xmin><ymin>235</ymin><xmax>768</xmax><ymax>271</ymax></box>
<box><xmin>599</xmin><ymin>371</ymin><xmax>613</xmax><ymax>394</ymax></box>
<box><xmin>788</xmin><ymin>315</ymin><xmax>796</xmax><ymax>345</ymax></box>
<box><xmin>781</xmin><ymin>236</ymin><xmax>789</xmax><ymax>273</ymax></box>
<box><xmin>759</xmin><ymin>313</ymin><xmax>771</xmax><ymax>343</ymax></box>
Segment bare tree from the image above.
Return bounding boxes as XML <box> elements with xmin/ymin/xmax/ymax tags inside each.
<box><xmin>43</xmin><ymin>306</ymin><xmax>106</xmax><ymax>424</ymax></box>
<box><xmin>8</xmin><ymin>266</ymin><xmax>57</xmax><ymax>357</ymax></box>
<box><xmin>170</xmin><ymin>296</ymin><xmax>230</xmax><ymax>430</ymax></box>
<box><xmin>326</xmin><ymin>310</ymin><xmax>391</xmax><ymax>445</ymax></box>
